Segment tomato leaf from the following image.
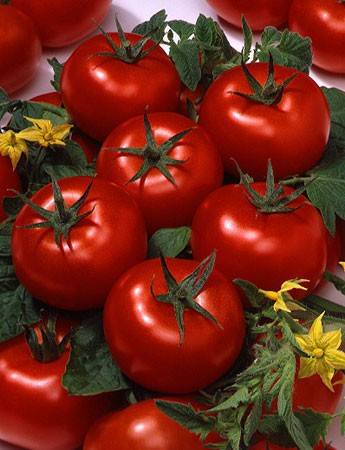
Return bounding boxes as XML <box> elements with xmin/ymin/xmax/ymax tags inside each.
<box><xmin>233</xmin><ymin>279</ymin><xmax>267</xmax><ymax>308</ymax></box>
<box><xmin>168</xmin><ymin>20</ymin><xmax>194</xmax><ymax>40</ymax></box>
<box><xmin>255</xmin><ymin>27</ymin><xmax>312</xmax><ymax>73</ymax></box>
<box><xmin>47</xmin><ymin>57</ymin><xmax>64</xmax><ymax>92</ymax></box>
<box><xmin>323</xmin><ymin>271</ymin><xmax>345</xmax><ymax>296</ymax></box>
<box><xmin>208</xmin><ymin>387</ymin><xmax>250</xmax><ymax>412</ymax></box>
<box><xmin>0</xmin><ymin>285</ymin><xmax>40</xmax><ymax>343</ymax></box>
<box><xmin>340</xmin><ymin>408</ymin><xmax>345</xmax><ymax>435</ymax></box>
<box><xmin>169</xmin><ymin>39</ymin><xmax>201</xmax><ymax>91</ymax></box>
<box><xmin>243</xmin><ymin>395</ymin><xmax>262</xmax><ymax>445</ymax></box>
<box><xmin>148</xmin><ymin>226</ymin><xmax>191</xmax><ymax>258</ymax></box>
<box><xmin>155</xmin><ymin>400</ymin><xmax>215</xmax><ymax>441</ymax></box>
<box><xmin>63</xmin><ymin>313</ymin><xmax>131</xmax><ymax>395</ymax></box>
<box><xmin>322</xmin><ymin>87</ymin><xmax>345</xmax><ymax>145</ymax></box>
<box><xmin>132</xmin><ymin>9</ymin><xmax>168</xmax><ymax>43</ymax></box>
<box><xmin>0</xmin><ymin>87</ymin><xmax>10</xmax><ymax>121</ymax></box>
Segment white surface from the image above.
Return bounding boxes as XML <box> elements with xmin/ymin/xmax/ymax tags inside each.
<box><xmin>2</xmin><ymin>0</ymin><xmax>345</xmax><ymax>448</ymax></box>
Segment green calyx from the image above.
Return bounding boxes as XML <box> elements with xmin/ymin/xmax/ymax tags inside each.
<box><xmin>25</xmin><ymin>316</ymin><xmax>71</xmax><ymax>363</ymax></box>
<box><xmin>237</xmin><ymin>160</ymin><xmax>308</xmax><ymax>213</ymax></box>
<box><xmin>231</xmin><ymin>53</ymin><xmax>297</xmax><ymax>106</ymax></box>
<box><xmin>95</xmin><ymin>16</ymin><xmax>161</xmax><ymax>63</ymax></box>
<box><xmin>13</xmin><ymin>172</ymin><xmax>95</xmax><ymax>246</ymax></box>
<box><xmin>151</xmin><ymin>252</ymin><xmax>222</xmax><ymax>344</ymax></box>
<box><xmin>110</xmin><ymin>111</ymin><xmax>192</xmax><ymax>185</ymax></box>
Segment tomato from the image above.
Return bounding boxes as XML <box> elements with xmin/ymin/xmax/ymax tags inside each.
<box><xmin>199</xmin><ymin>63</ymin><xmax>330</xmax><ymax>180</ymax></box>
<box><xmin>250</xmin><ymin>441</ymin><xmax>336</xmax><ymax>450</ymax></box>
<box><xmin>191</xmin><ymin>183</ymin><xmax>328</xmax><ymax>300</ymax></box>
<box><xmin>84</xmin><ymin>398</ymin><xmax>213</xmax><ymax>450</ymax></box>
<box><xmin>0</xmin><ymin>319</ymin><xmax>116</xmax><ymax>450</ymax></box>
<box><xmin>12</xmin><ymin>176</ymin><xmax>147</xmax><ymax>310</ymax></box>
<box><xmin>104</xmin><ymin>257</ymin><xmax>245</xmax><ymax>393</ymax></box>
<box><xmin>61</xmin><ymin>33</ymin><xmax>181</xmax><ymax>142</ymax></box>
<box><xmin>289</xmin><ymin>0</ymin><xmax>345</xmax><ymax>74</ymax></box>
<box><xmin>31</xmin><ymin>92</ymin><xmax>100</xmax><ymax>163</ymax></box>
<box><xmin>0</xmin><ymin>5</ymin><xmax>41</xmax><ymax>95</ymax></box>
<box><xmin>0</xmin><ymin>156</ymin><xmax>21</xmax><ymax>222</ymax></box>
<box><xmin>325</xmin><ymin>229</ymin><xmax>341</xmax><ymax>274</ymax></box>
<box><xmin>207</xmin><ymin>0</ymin><xmax>292</xmax><ymax>31</ymax></box>
<box><xmin>11</xmin><ymin>0</ymin><xmax>111</xmax><ymax>48</ymax></box>
<box><xmin>97</xmin><ymin>112</ymin><xmax>223</xmax><ymax>235</ymax></box>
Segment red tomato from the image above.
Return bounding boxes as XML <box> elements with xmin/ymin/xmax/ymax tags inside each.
<box><xmin>207</xmin><ymin>0</ymin><xmax>292</xmax><ymax>31</ymax></box>
<box><xmin>289</xmin><ymin>0</ymin><xmax>345</xmax><ymax>74</ymax></box>
<box><xmin>325</xmin><ymin>229</ymin><xmax>341</xmax><ymax>273</ymax></box>
<box><xmin>61</xmin><ymin>33</ymin><xmax>181</xmax><ymax>141</ymax></box>
<box><xmin>199</xmin><ymin>63</ymin><xmax>330</xmax><ymax>180</ymax></box>
<box><xmin>0</xmin><ymin>5</ymin><xmax>41</xmax><ymax>94</ymax></box>
<box><xmin>191</xmin><ymin>184</ymin><xmax>328</xmax><ymax>300</ymax></box>
<box><xmin>250</xmin><ymin>441</ymin><xmax>336</xmax><ymax>450</ymax></box>
<box><xmin>0</xmin><ymin>320</ymin><xmax>116</xmax><ymax>450</ymax></box>
<box><xmin>104</xmin><ymin>257</ymin><xmax>245</xmax><ymax>393</ymax></box>
<box><xmin>97</xmin><ymin>112</ymin><xmax>223</xmax><ymax>235</ymax></box>
<box><xmin>0</xmin><ymin>156</ymin><xmax>21</xmax><ymax>222</ymax></box>
<box><xmin>84</xmin><ymin>399</ymin><xmax>213</xmax><ymax>450</ymax></box>
<box><xmin>31</xmin><ymin>92</ymin><xmax>99</xmax><ymax>163</ymax></box>
<box><xmin>12</xmin><ymin>177</ymin><xmax>147</xmax><ymax>310</ymax></box>
<box><xmin>11</xmin><ymin>0</ymin><xmax>111</xmax><ymax>48</ymax></box>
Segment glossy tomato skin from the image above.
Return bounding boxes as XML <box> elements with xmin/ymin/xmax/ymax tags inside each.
<box><xmin>0</xmin><ymin>156</ymin><xmax>21</xmax><ymax>222</ymax></box>
<box><xmin>191</xmin><ymin>184</ymin><xmax>328</xmax><ymax>300</ymax></box>
<box><xmin>11</xmin><ymin>0</ymin><xmax>111</xmax><ymax>48</ymax></box>
<box><xmin>199</xmin><ymin>63</ymin><xmax>330</xmax><ymax>180</ymax></box>
<box><xmin>104</xmin><ymin>258</ymin><xmax>245</xmax><ymax>393</ymax></box>
<box><xmin>207</xmin><ymin>0</ymin><xmax>292</xmax><ymax>31</ymax></box>
<box><xmin>12</xmin><ymin>177</ymin><xmax>147</xmax><ymax>310</ymax></box>
<box><xmin>31</xmin><ymin>92</ymin><xmax>100</xmax><ymax>163</ymax></box>
<box><xmin>84</xmin><ymin>398</ymin><xmax>214</xmax><ymax>450</ymax></box>
<box><xmin>0</xmin><ymin>320</ymin><xmax>116</xmax><ymax>450</ymax></box>
<box><xmin>0</xmin><ymin>6</ymin><xmax>41</xmax><ymax>94</ymax></box>
<box><xmin>289</xmin><ymin>0</ymin><xmax>345</xmax><ymax>74</ymax></box>
<box><xmin>61</xmin><ymin>33</ymin><xmax>181</xmax><ymax>141</ymax></box>
<box><xmin>97</xmin><ymin>112</ymin><xmax>223</xmax><ymax>235</ymax></box>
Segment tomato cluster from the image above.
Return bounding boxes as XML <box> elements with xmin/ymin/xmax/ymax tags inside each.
<box><xmin>0</xmin><ymin>2</ymin><xmax>344</xmax><ymax>450</ymax></box>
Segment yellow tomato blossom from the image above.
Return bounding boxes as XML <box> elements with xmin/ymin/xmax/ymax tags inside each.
<box><xmin>259</xmin><ymin>278</ymin><xmax>309</xmax><ymax>313</ymax></box>
<box><xmin>17</xmin><ymin>117</ymin><xmax>73</xmax><ymax>147</ymax></box>
<box><xmin>339</xmin><ymin>261</ymin><xmax>345</xmax><ymax>271</ymax></box>
<box><xmin>0</xmin><ymin>130</ymin><xmax>28</xmax><ymax>170</ymax></box>
<box><xmin>295</xmin><ymin>312</ymin><xmax>345</xmax><ymax>391</ymax></box>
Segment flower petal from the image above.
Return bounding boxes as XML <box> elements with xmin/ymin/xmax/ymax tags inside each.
<box><xmin>324</xmin><ymin>348</ymin><xmax>345</xmax><ymax>370</ymax></box>
<box><xmin>295</xmin><ymin>335</ymin><xmax>315</xmax><ymax>356</ymax></box>
<box><xmin>51</xmin><ymin>124</ymin><xmax>73</xmax><ymax>141</ymax></box>
<box><xmin>259</xmin><ymin>289</ymin><xmax>278</xmax><ymax>302</ymax></box>
<box><xmin>315</xmin><ymin>358</ymin><xmax>335</xmax><ymax>392</ymax></box>
<box><xmin>298</xmin><ymin>357</ymin><xmax>317</xmax><ymax>379</ymax></box>
<box><xmin>308</xmin><ymin>312</ymin><xmax>325</xmax><ymax>347</ymax></box>
<box><xmin>280</xmin><ymin>278</ymin><xmax>309</xmax><ymax>293</ymax></box>
<box><xmin>273</xmin><ymin>293</ymin><xmax>291</xmax><ymax>312</ymax></box>
<box><xmin>319</xmin><ymin>329</ymin><xmax>342</xmax><ymax>351</ymax></box>
<box><xmin>17</xmin><ymin>128</ymin><xmax>44</xmax><ymax>143</ymax></box>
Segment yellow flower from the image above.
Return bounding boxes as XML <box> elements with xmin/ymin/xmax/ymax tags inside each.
<box><xmin>339</xmin><ymin>261</ymin><xmax>345</xmax><ymax>271</ymax></box>
<box><xmin>17</xmin><ymin>117</ymin><xmax>73</xmax><ymax>147</ymax></box>
<box><xmin>295</xmin><ymin>312</ymin><xmax>345</xmax><ymax>391</ymax></box>
<box><xmin>0</xmin><ymin>130</ymin><xmax>28</xmax><ymax>170</ymax></box>
<box><xmin>259</xmin><ymin>278</ymin><xmax>309</xmax><ymax>313</ymax></box>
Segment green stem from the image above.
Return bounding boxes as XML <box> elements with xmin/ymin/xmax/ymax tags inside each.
<box><xmin>280</xmin><ymin>176</ymin><xmax>312</xmax><ymax>186</ymax></box>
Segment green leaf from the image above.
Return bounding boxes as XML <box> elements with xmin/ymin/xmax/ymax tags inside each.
<box><xmin>243</xmin><ymin>395</ymin><xmax>262</xmax><ymax>445</ymax></box>
<box><xmin>168</xmin><ymin>20</ymin><xmax>194</xmax><ymax>40</ymax></box>
<box><xmin>0</xmin><ymin>285</ymin><xmax>40</xmax><ymax>343</ymax></box>
<box><xmin>233</xmin><ymin>279</ymin><xmax>267</xmax><ymax>308</ymax></box>
<box><xmin>241</xmin><ymin>16</ymin><xmax>253</xmax><ymax>61</ymax></box>
<box><xmin>169</xmin><ymin>39</ymin><xmax>201</xmax><ymax>90</ymax></box>
<box><xmin>9</xmin><ymin>101</ymin><xmax>69</xmax><ymax>130</ymax></box>
<box><xmin>0</xmin><ymin>265</ymin><xmax>18</xmax><ymax>293</ymax></box>
<box><xmin>132</xmin><ymin>10</ymin><xmax>167</xmax><ymax>43</ymax></box>
<box><xmin>303</xmin><ymin>294</ymin><xmax>345</xmax><ymax>317</ymax></box>
<box><xmin>63</xmin><ymin>313</ymin><xmax>131</xmax><ymax>395</ymax></box>
<box><xmin>156</xmin><ymin>400</ymin><xmax>214</xmax><ymax>441</ymax></box>
<box><xmin>195</xmin><ymin>14</ymin><xmax>216</xmax><ymax>47</ymax></box>
<box><xmin>295</xmin><ymin>410</ymin><xmax>332</xmax><ymax>446</ymax></box>
<box><xmin>255</xmin><ymin>27</ymin><xmax>312</xmax><ymax>73</ymax></box>
<box><xmin>148</xmin><ymin>226</ymin><xmax>191</xmax><ymax>258</ymax></box>
<box><xmin>322</xmin><ymin>87</ymin><xmax>345</xmax><ymax>145</ymax></box>
<box><xmin>324</xmin><ymin>271</ymin><xmax>345</xmax><ymax>296</ymax></box>
<box><xmin>0</xmin><ymin>87</ymin><xmax>10</xmax><ymax>121</ymax></box>
<box><xmin>47</xmin><ymin>57</ymin><xmax>64</xmax><ymax>92</ymax></box>
<box><xmin>341</xmin><ymin>408</ymin><xmax>345</xmax><ymax>435</ymax></box>
<box><xmin>208</xmin><ymin>386</ymin><xmax>250</xmax><ymax>412</ymax></box>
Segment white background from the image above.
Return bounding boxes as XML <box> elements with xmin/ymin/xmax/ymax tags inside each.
<box><xmin>1</xmin><ymin>0</ymin><xmax>345</xmax><ymax>448</ymax></box>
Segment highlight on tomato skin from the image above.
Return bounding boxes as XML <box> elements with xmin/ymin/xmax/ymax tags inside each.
<box><xmin>103</xmin><ymin>256</ymin><xmax>245</xmax><ymax>394</ymax></box>
<box><xmin>0</xmin><ymin>5</ymin><xmax>42</xmax><ymax>95</ymax></box>
<box><xmin>0</xmin><ymin>319</ymin><xmax>118</xmax><ymax>450</ymax></box>
<box><xmin>11</xmin><ymin>0</ymin><xmax>112</xmax><ymax>48</ymax></box>
<box><xmin>206</xmin><ymin>0</ymin><xmax>293</xmax><ymax>31</ymax></box>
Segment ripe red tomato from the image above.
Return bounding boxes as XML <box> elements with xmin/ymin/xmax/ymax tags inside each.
<box><xmin>97</xmin><ymin>112</ymin><xmax>223</xmax><ymax>235</ymax></box>
<box><xmin>0</xmin><ymin>5</ymin><xmax>41</xmax><ymax>94</ymax></box>
<box><xmin>191</xmin><ymin>183</ymin><xmax>328</xmax><ymax>300</ymax></box>
<box><xmin>11</xmin><ymin>0</ymin><xmax>111</xmax><ymax>48</ymax></box>
<box><xmin>0</xmin><ymin>156</ymin><xmax>21</xmax><ymax>222</ymax></box>
<box><xmin>207</xmin><ymin>0</ymin><xmax>293</xmax><ymax>31</ymax></box>
<box><xmin>289</xmin><ymin>0</ymin><xmax>345</xmax><ymax>74</ymax></box>
<box><xmin>199</xmin><ymin>63</ymin><xmax>330</xmax><ymax>180</ymax></box>
<box><xmin>61</xmin><ymin>33</ymin><xmax>181</xmax><ymax>141</ymax></box>
<box><xmin>0</xmin><ymin>320</ymin><xmax>116</xmax><ymax>450</ymax></box>
<box><xmin>104</xmin><ymin>257</ymin><xmax>245</xmax><ymax>393</ymax></box>
<box><xmin>31</xmin><ymin>92</ymin><xmax>99</xmax><ymax>163</ymax></box>
<box><xmin>12</xmin><ymin>176</ymin><xmax>147</xmax><ymax>310</ymax></box>
<box><xmin>84</xmin><ymin>398</ymin><xmax>212</xmax><ymax>450</ymax></box>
